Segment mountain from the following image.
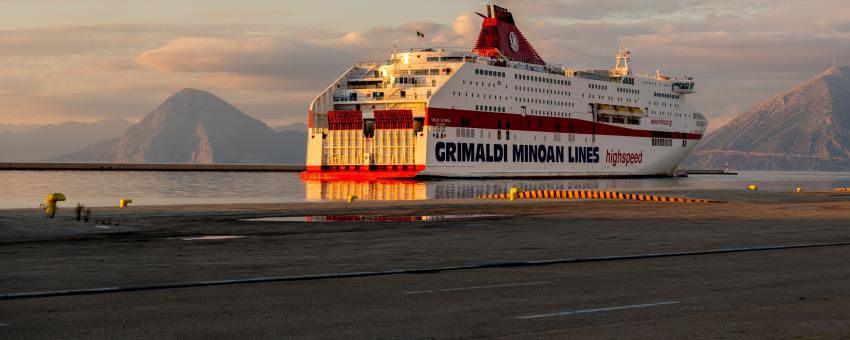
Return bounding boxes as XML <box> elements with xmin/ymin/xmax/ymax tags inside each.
<box><xmin>684</xmin><ymin>65</ymin><xmax>850</xmax><ymax>171</ymax></box>
<box><xmin>0</xmin><ymin>124</ymin><xmax>42</xmax><ymax>133</ymax></box>
<box><xmin>272</xmin><ymin>122</ymin><xmax>307</xmax><ymax>132</ymax></box>
<box><xmin>0</xmin><ymin>118</ymin><xmax>132</xmax><ymax>161</ymax></box>
<box><xmin>51</xmin><ymin>89</ymin><xmax>306</xmax><ymax>164</ymax></box>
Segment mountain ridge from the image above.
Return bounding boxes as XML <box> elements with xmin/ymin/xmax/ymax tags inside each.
<box><xmin>684</xmin><ymin>64</ymin><xmax>850</xmax><ymax>170</ymax></box>
<box><xmin>51</xmin><ymin>89</ymin><xmax>306</xmax><ymax>164</ymax></box>
<box><xmin>0</xmin><ymin>118</ymin><xmax>133</xmax><ymax>161</ymax></box>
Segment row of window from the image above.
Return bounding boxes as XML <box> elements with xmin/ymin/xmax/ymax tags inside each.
<box><xmin>589</xmin><ymin>83</ymin><xmax>608</xmax><ymax>91</ymax></box>
<box><xmin>643</xmin><ymin>80</ymin><xmax>669</xmax><ymax>87</ymax></box>
<box><xmin>515</xmin><ymin>73</ymin><xmax>571</xmax><ymax>86</ymax></box>
<box><xmin>596</xmin><ymin>115</ymin><xmax>641</xmax><ymax>126</ymax></box>
<box><xmin>397</xmin><ymin>68</ymin><xmax>451</xmax><ymax>76</ymax></box>
<box><xmin>455</xmin><ymin>86</ymin><xmax>578</xmax><ymax>110</ymax></box>
<box><xmin>426</xmin><ymin>56</ymin><xmax>464</xmax><ymax>63</ymax></box>
<box><xmin>454</xmin><ymin>126</ymin><xmax>681</xmax><ymax>145</ymax></box>
<box><xmin>469</xmin><ymin>102</ymin><xmax>578</xmax><ymax>119</ymax></box>
<box><xmin>453</xmin><ymin>91</ymin><xmax>509</xmax><ymax>102</ymax></box>
<box><xmin>515</xmin><ymin>85</ymin><xmax>571</xmax><ymax>97</ymax></box>
<box><xmin>517</xmin><ymin>97</ymin><xmax>575</xmax><ymax>108</ymax></box>
<box><xmin>395</xmin><ymin>77</ymin><xmax>418</xmax><ymax>85</ymax></box>
<box><xmin>652</xmin><ymin>101</ymin><xmax>680</xmax><ymax>108</ymax></box>
<box><xmin>530</xmin><ymin>110</ymin><xmax>573</xmax><ymax>118</ymax></box>
<box><xmin>456</xmin><ymin>127</ymin><xmax>475</xmax><ymax>138</ymax></box>
<box><xmin>475</xmin><ymin>105</ymin><xmax>506</xmax><ymax>113</ymax></box>
<box><xmin>652</xmin><ymin>138</ymin><xmax>673</xmax><ymax>147</ymax></box>
<box><xmin>654</xmin><ymin>92</ymin><xmax>680</xmax><ymax>100</ymax></box>
<box><xmin>462</xmin><ymin>79</ymin><xmax>501</xmax><ymax>88</ymax></box>
<box><xmin>617</xmin><ymin>87</ymin><xmax>639</xmax><ymax>95</ymax></box>
<box><xmin>475</xmin><ymin>68</ymin><xmax>506</xmax><ymax>78</ymax></box>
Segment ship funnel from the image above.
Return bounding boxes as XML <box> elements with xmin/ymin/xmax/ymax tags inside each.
<box><xmin>473</xmin><ymin>5</ymin><xmax>545</xmax><ymax>65</ymax></box>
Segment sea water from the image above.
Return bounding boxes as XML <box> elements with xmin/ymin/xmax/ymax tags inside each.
<box><xmin>1</xmin><ymin>170</ymin><xmax>850</xmax><ymax>209</ymax></box>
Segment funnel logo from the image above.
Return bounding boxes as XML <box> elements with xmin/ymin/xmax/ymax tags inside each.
<box><xmin>509</xmin><ymin>32</ymin><xmax>519</xmax><ymax>52</ymax></box>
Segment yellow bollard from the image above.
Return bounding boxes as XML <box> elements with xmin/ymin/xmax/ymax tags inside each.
<box><xmin>347</xmin><ymin>195</ymin><xmax>358</xmax><ymax>203</ymax></box>
<box><xmin>119</xmin><ymin>198</ymin><xmax>133</xmax><ymax>208</ymax></box>
<box><xmin>509</xmin><ymin>187</ymin><xmax>522</xmax><ymax>201</ymax></box>
<box><xmin>796</xmin><ymin>187</ymin><xmax>803</xmax><ymax>193</ymax></box>
<box><xmin>44</xmin><ymin>193</ymin><xmax>66</xmax><ymax>219</ymax></box>
<box><xmin>748</xmin><ymin>184</ymin><xmax>759</xmax><ymax>191</ymax></box>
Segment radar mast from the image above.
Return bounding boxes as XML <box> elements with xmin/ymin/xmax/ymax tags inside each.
<box><xmin>613</xmin><ymin>43</ymin><xmax>632</xmax><ymax>77</ymax></box>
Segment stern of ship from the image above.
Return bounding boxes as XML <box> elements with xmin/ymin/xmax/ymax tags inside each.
<box><xmin>301</xmin><ymin>62</ymin><xmax>435</xmax><ymax>180</ymax></box>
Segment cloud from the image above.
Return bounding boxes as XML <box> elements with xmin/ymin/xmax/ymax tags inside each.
<box><xmin>3</xmin><ymin>1</ymin><xmax>850</xmax><ymax>129</ymax></box>
<box><xmin>132</xmin><ymin>14</ymin><xmax>478</xmax><ymax>91</ymax></box>
<box><xmin>134</xmin><ymin>36</ymin><xmax>361</xmax><ymax>91</ymax></box>
<box><xmin>341</xmin><ymin>32</ymin><xmax>364</xmax><ymax>44</ymax></box>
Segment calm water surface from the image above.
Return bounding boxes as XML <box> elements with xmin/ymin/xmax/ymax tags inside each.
<box><xmin>2</xmin><ymin>170</ymin><xmax>850</xmax><ymax>209</ymax></box>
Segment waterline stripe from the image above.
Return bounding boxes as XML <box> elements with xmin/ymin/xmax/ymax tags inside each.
<box><xmin>405</xmin><ymin>281</ymin><xmax>551</xmax><ymax>294</ymax></box>
<box><xmin>516</xmin><ymin>301</ymin><xmax>680</xmax><ymax>320</ymax></box>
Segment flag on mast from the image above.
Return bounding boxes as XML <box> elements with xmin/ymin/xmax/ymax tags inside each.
<box><xmin>416</xmin><ymin>31</ymin><xmax>425</xmax><ymax>38</ymax></box>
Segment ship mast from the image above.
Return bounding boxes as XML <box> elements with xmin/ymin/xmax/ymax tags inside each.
<box><xmin>613</xmin><ymin>43</ymin><xmax>632</xmax><ymax>76</ymax></box>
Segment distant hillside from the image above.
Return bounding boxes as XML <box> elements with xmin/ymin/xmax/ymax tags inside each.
<box><xmin>272</xmin><ymin>122</ymin><xmax>307</xmax><ymax>132</ymax></box>
<box><xmin>51</xmin><ymin>89</ymin><xmax>306</xmax><ymax>164</ymax></box>
<box><xmin>0</xmin><ymin>118</ymin><xmax>132</xmax><ymax>161</ymax></box>
<box><xmin>0</xmin><ymin>124</ymin><xmax>42</xmax><ymax>133</ymax></box>
<box><xmin>684</xmin><ymin>65</ymin><xmax>850</xmax><ymax>170</ymax></box>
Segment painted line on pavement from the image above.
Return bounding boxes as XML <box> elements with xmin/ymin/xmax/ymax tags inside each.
<box><xmin>516</xmin><ymin>301</ymin><xmax>680</xmax><ymax>320</ymax></box>
<box><xmin>405</xmin><ymin>281</ymin><xmax>551</xmax><ymax>294</ymax></box>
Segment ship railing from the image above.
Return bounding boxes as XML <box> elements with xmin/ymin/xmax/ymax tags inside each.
<box><xmin>345</xmin><ymin>83</ymin><xmax>386</xmax><ymax>90</ymax></box>
<box><xmin>354</xmin><ymin>61</ymin><xmax>382</xmax><ymax>68</ymax></box>
<box><xmin>391</xmin><ymin>46</ymin><xmax>471</xmax><ymax>54</ymax></box>
<box><xmin>333</xmin><ymin>94</ymin><xmax>429</xmax><ymax>102</ymax></box>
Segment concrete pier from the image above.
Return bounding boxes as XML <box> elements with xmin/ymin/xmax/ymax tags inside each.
<box><xmin>0</xmin><ymin>162</ymin><xmax>305</xmax><ymax>172</ymax></box>
<box><xmin>1</xmin><ymin>190</ymin><xmax>850</xmax><ymax>339</ymax></box>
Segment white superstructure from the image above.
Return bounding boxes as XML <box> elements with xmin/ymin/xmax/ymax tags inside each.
<box><xmin>303</xmin><ymin>5</ymin><xmax>707</xmax><ymax>179</ymax></box>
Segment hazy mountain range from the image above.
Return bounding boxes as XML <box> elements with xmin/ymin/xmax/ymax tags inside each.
<box><xmin>0</xmin><ymin>118</ymin><xmax>133</xmax><ymax>161</ymax></box>
<box><xmin>49</xmin><ymin>89</ymin><xmax>306</xmax><ymax>164</ymax></box>
<box><xmin>684</xmin><ymin>65</ymin><xmax>850</xmax><ymax>170</ymax></box>
<box><xmin>272</xmin><ymin>122</ymin><xmax>307</xmax><ymax>132</ymax></box>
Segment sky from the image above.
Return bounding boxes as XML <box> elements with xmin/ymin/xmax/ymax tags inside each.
<box><xmin>1</xmin><ymin>0</ymin><xmax>850</xmax><ymax>130</ymax></box>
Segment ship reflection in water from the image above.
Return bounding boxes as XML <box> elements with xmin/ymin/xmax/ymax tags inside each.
<box><xmin>302</xmin><ymin>179</ymin><xmax>604</xmax><ymax>201</ymax></box>
<box><xmin>304</xmin><ymin>180</ymin><xmax>428</xmax><ymax>201</ymax></box>
<box><xmin>2</xmin><ymin>171</ymin><xmax>850</xmax><ymax>209</ymax></box>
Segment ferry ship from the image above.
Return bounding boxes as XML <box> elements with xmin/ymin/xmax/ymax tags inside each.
<box><xmin>303</xmin><ymin>5</ymin><xmax>707</xmax><ymax>179</ymax></box>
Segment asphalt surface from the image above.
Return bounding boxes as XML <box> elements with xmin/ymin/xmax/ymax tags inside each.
<box><xmin>2</xmin><ymin>245</ymin><xmax>850</xmax><ymax>339</ymax></box>
<box><xmin>2</xmin><ymin>192</ymin><xmax>850</xmax><ymax>339</ymax></box>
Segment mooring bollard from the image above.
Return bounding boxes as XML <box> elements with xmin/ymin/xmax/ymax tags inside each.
<box><xmin>44</xmin><ymin>193</ymin><xmax>66</xmax><ymax>219</ymax></box>
<box><xmin>75</xmin><ymin>203</ymin><xmax>84</xmax><ymax>221</ymax></box>
<box><xmin>509</xmin><ymin>187</ymin><xmax>522</xmax><ymax>201</ymax></box>
<box><xmin>83</xmin><ymin>208</ymin><xmax>92</xmax><ymax>223</ymax></box>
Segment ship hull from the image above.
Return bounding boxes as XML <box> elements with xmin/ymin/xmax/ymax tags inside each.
<box><xmin>417</xmin><ymin>108</ymin><xmax>699</xmax><ymax>178</ymax></box>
